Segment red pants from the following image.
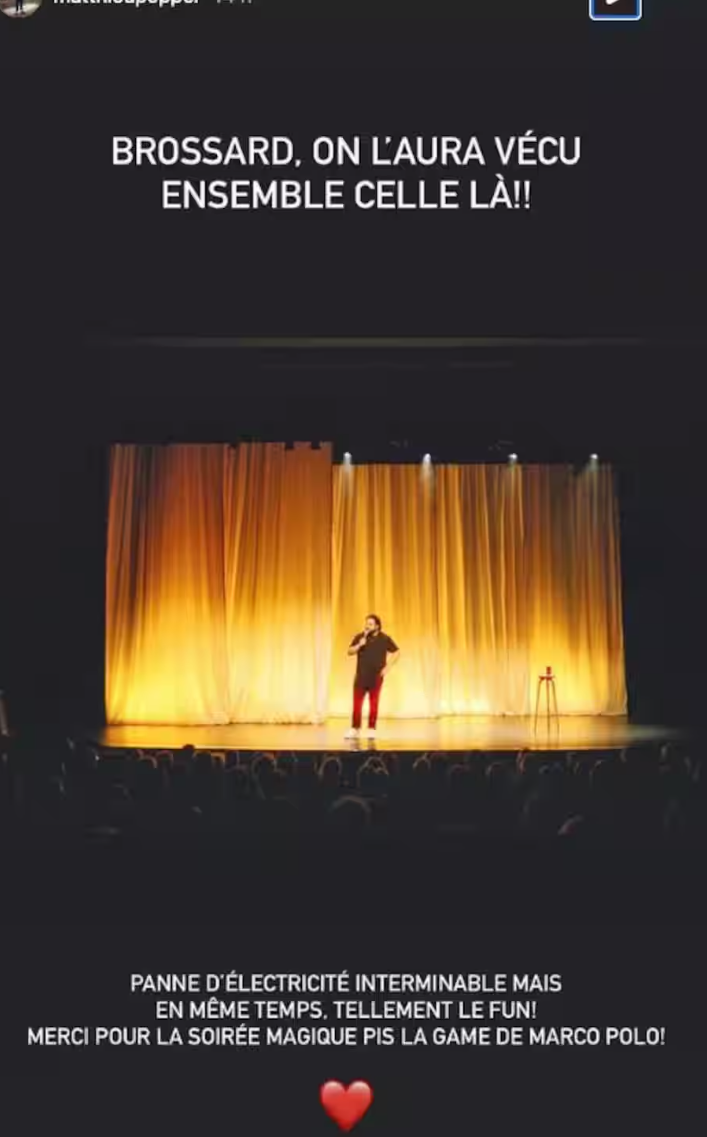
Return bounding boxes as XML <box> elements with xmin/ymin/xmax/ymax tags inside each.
<box><xmin>352</xmin><ymin>678</ymin><xmax>383</xmax><ymax>729</ymax></box>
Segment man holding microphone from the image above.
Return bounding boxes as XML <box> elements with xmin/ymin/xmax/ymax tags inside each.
<box><xmin>344</xmin><ymin>614</ymin><xmax>400</xmax><ymax>740</ymax></box>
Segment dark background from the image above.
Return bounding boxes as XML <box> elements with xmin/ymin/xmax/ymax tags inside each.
<box><xmin>2</xmin><ymin>921</ymin><xmax>707</xmax><ymax>1111</ymax></box>
<box><xmin>1</xmin><ymin>0</ymin><xmax>703</xmax><ymax>69</ymax></box>
<box><xmin>3</xmin><ymin>70</ymin><xmax>705</xmax><ymax>340</ymax></box>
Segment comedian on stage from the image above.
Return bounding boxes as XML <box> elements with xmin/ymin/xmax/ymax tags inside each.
<box><xmin>344</xmin><ymin>614</ymin><xmax>400</xmax><ymax>740</ymax></box>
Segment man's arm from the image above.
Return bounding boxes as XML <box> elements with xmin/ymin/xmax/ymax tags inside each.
<box><xmin>381</xmin><ymin>649</ymin><xmax>400</xmax><ymax>677</ymax></box>
<box><xmin>347</xmin><ymin>634</ymin><xmax>365</xmax><ymax>656</ymax></box>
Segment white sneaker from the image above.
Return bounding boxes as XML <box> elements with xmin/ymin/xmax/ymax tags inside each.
<box><xmin>344</xmin><ymin>728</ymin><xmax>360</xmax><ymax>740</ymax></box>
<box><xmin>366</xmin><ymin>728</ymin><xmax>377</xmax><ymax>740</ymax></box>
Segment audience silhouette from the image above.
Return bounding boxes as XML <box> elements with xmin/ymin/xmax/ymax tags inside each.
<box><xmin>1</xmin><ymin>733</ymin><xmax>703</xmax><ymax>849</ymax></box>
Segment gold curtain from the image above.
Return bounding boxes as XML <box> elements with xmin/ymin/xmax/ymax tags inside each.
<box><xmin>107</xmin><ymin>442</ymin><xmax>333</xmax><ymax>724</ymax></box>
<box><xmin>223</xmin><ymin>442</ymin><xmax>333</xmax><ymax>723</ymax></box>
<box><xmin>106</xmin><ymin>445</ymin><xmax>626</xmax><ymax>724</ymax></box>
<box><xmin>106</xmin><ymin>444</ymin><xmax>230</xmax><ymax>724</ymax></box>
<box><xmin>434</xmin><ymin>463</ymin><xmax>626</xmax><ymax>715</ymax></box>
<box><xmin>330</xmin><ymin>462</ymin><xmax>440</xmax><ymax>717</ymax></box>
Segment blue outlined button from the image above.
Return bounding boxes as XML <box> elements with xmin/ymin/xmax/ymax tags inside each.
<box><xmin>590</xmin><ymin>0</ymin><xmax>642</xmax><ymax>20</ymax></box>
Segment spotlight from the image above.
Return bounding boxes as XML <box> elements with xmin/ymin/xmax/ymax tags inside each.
<box><xmin>422</xmin><ymin>453</ymin><xmax>432</xmax><ymax>463</ymax></box>
<box><xmin>589</xmin><ymin>453</ymin><xmax>599</xmax><ymax>462</ymax></box>
<box><xmin>508</xmin><ymin>453</ymin><xmax>518</xmax><ymax>463</ymax></box>
<box><xmin>343</xmin><ymin>451</ymin><xmax>352</xmax><ymax>463</ymax></box>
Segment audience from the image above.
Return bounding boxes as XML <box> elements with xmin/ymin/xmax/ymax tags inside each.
<box><xmin>0</xmin><ymin>733</ymin><xmax>704</xmax><ymax>848</ymax></box>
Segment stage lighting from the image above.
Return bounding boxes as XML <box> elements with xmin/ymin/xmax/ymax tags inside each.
<box><xmin>343</xmin><ymin>451</ymin><xmax>352</xmax><ymax>463</ymax></box>
<box><xmin>508</xmin><ymin>453</ymin><xmax>518</xmax><ymax>463</ymax></box>
<box><xmin>590</xmin><ymin>453</ymin><xmax>599</xmax><ymax>462</ymax></box>
<box><xmin>422</xmin><ymin>453</ymin><xmax>432</xmax><ymax>463</ymax></box>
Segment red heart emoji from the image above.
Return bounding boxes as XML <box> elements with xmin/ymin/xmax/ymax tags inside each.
<box><xmin>320</xmin><ymin>1081</ymin><xmax>373</xmax><ymax>1131</ymax></box>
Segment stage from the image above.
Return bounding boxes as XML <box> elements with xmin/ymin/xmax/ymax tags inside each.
<box><xmin>96</xmin><ymin>716</ymin><xmax>680</xmax><ymax>754</ymax></box>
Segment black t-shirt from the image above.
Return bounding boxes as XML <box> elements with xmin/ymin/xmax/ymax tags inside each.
<box><xmin>351</xmin><ymin>631</ymin><xmax>399</xmax><ymax>690</ymax></box>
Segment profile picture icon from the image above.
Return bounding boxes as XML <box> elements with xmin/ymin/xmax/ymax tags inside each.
<box><xmin>1</xmin><ymin>0</ymin><xmax>42</xmax><ymax>16</ymax></box>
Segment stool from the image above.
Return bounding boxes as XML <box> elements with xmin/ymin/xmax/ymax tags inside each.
<box><xmin>534</xmin><ymin>667</ymin><xmax>559</xmax><ymax>732</ymax></box>
<box><xmin>0</xmin><ymin>690</ymin><xmax>8</xmax><ymax>737</ymax></box>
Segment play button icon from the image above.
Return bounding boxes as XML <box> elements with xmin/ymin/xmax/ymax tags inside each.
<box><xmin>590</xmin><ymin>0</ymin><xmax>642</xmax><ymax>18</ymax></box>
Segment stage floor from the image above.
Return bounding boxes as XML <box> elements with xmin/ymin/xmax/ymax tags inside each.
<box><xmin>96</xmin><ymin>716</ymin><xmax>679</xmax><ymax>754</ymax></box>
